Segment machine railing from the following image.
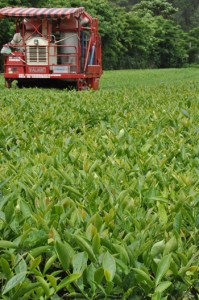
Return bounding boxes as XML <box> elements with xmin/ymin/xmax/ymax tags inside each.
<box><xmin>50</xmin><ymin>44</ymin><xmax>78</xmax><ymax>73</ymax></box>
<box><xmin>4</xmin><ymin>42</ymin><xmax>79</xmax><ymax>73</ymax></box>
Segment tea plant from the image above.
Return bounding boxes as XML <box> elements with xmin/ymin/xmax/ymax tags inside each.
<box><xmin>0</xmin><ymin>69</ymin><xmax>199</xmax><ymax>299</ymax></box>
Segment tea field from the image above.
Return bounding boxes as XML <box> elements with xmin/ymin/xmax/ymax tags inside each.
<box><xmin>0</xmin><ymin>68</ymin><xmax>199</xmax><ymax>299</ymax></box>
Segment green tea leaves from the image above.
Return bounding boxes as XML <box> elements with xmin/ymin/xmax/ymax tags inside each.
<box><xmin>155</xmin><ymin>255</ymin><xmax>172</xmax><ymax>286</ymax></box>
<box><xmin>151</xmin><ymin>240</ymin><xmax>165</xmax><ymax>258</ymax></box>
<box><xmin>103</xmin><ymin>252</ymin><xmax>116</xmax><ymax>282</ymax></box>
<box><xmin>0</xmin><ymin>240</ymin><xmax>17</xmax><ymax>249</ymax></box>
<box><xmin>132</xmin><ymin>268</ymin><xmax>154</xmax><ymax>288</ymax></box>
<box><xmin>2</xmin><ymin>272</ymin><xmax>26</xmax><ymax>295</ymax></box>
<box><xmin>73</xmin><ymin>235</ymin><xmax>96</xmax><ymax>263</ymax></box>
<box><xmin>0</xmin><ymin>69</ymin><xmax>199</xmax><ymax>299</ymax></box>
<box><xmin>55</xmin><ymin>241</ymin><xmax>74</xmax><ymax>270</ymax></box>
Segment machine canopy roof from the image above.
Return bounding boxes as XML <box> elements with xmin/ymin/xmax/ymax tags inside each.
<box><xmin>0</xmin><ymin>7</ymin><xmax>85</xmax><ymax>19</ymax></box>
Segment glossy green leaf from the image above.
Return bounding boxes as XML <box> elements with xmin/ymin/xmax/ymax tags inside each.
<box><xmin>155</xmin><ymin>255</ymin><xmax>172</xmax><ymax>286</ymax></box>
<box><xmin>0</xmin><ymin>257</ymin><xmax>12</xmax><ymax>279</ymax></box>
<box><xmin>43</xmin><ymin>254</ymin><xmax>57</xmax><ymax>274</ymax></box>
<box><xmin>155</xmin><ymin>281</ymin><xmax>172</xmax><ymax>293</ymax></box>
<box><xmin>103</xmin><ymin>252</ymin><xmax>116</xmax><ymax>282</ymax></box>
<box><xmin>55</xmin><ymin>240</ymin><xmax>74</xmax><ymax>270</ymax></box>
<box><xmin>151</xmin><ymin>240</ymin><xmax>165</xmax><ymax>258</ymax></box>
<box><xmin>92</xmin><ymin>233</ymin><xmax>101</xmax><ymax>255</ymax></box>
<box><xmin>94</xmin><ymin>267</ymin><xmax>104</xmax><ymax>285</ymax></box>
<box><xmin>73</xmin><ymin>234</ymin><xmax>96</xmax><ymax>262</ymax></box>
<box><xmin>29</xmin><ymin>256</ymin><xmax>42</xmax><ymax>271</ymax></box>
<box><xmin>173</xmin><ymin>212</ymin><xmax>182</xmax><ymax>234</ymax></box>
<box><xmin>163</xmin><ymin>237</ymin><xmax>178</xmax><ymax>255</ymax></box>
<box><xmin>11</xmin><ymin>283</ymin><xmax>40</xmax><ymax>300</ymax></box>
<box><xmin>20</xmin><ymin>200</ymin><xmax>32</xmax><ymax>218</ymax></box>
<box><xmin>87</xmin><ymin>263</ymin><xmax>96</xmax><ymax>292</ymax></box>
<box><xmin>72</xmin><ymin>251</ymin><xmax>88</xmax><ymax>274</ymax></box>
<box><xmin>28</xmin><ymin>246</ymin><xmax>51</xmax><ymax>258</ymax></box>
<box><xmin>2</xmin><ymin>272</ymin><xmax>26</xmax><ymax>295</ymax></box>
<box><xmin>36</xmin><ymin>276</ymin><xmax>50</xmax><ymax>296</ymax></box>
<box><xmin>56</xmin><ymin>273</ymin><xmax>81</xmax><ymax>292</ymax></box>
<box><xmin>157</xmin><ymin>203</ymin><xmax>168</xmax><ymax>224</ymax></box>
<box><xmin>14</xmin><ymin>255</ymin><xmax>27</xmax><ymax>274</ymax></box>
<box><xmin>46</xmin><ymin>274</ymin><xmax>58</xmax><ymax>290</ymax></box>
<box><xmin>132</xmin><ymin>268</ymin><xmax>154</xmax><ymax>288</ymax></box>
<box><xmin>0</xmin><ymin>240</ymin><xmax>17</xmax><ymax>249</ymax></box>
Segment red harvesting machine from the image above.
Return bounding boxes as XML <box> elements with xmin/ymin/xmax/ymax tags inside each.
<box><xmin>0</xmin><ymin>7</ymin><xmax>102</xmax><ymax>90</ymax></box>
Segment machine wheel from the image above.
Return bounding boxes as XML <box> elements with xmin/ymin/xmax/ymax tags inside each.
<box><xmin>87</xmin><ymin>78</ymin><xmax>100</xmax><ymax>90</ymax></box>
<box><xmin>77</xmin><ymin>78</ymin><xmax>100</xmax><ymax>90</ymax></box>
<box><xmin>16</xmin><ymin>80</ymin><xmax>23</xmax><ymax>88</ymax></box>
<box><xmin>77</xmin><ymin>79</ymin><xmax>89</xmax><ymax>91</ymax></box>
<box><xmin>5</xmin><ymin>79</ymin><xmax>13</xmax><ymax>88</ymax></box>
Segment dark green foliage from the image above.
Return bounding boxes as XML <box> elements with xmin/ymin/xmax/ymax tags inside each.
<box><xmin>148</xmin><ymin>17</ymin><xmax>188</xmax><ymax>68</ymax></box>
<box><xmin>0</xmin><ymin>0</ymin><xmax>199</xmax><ymax>69</ymax></box>
<box><xmin>169</xmin><ymin>0</ymin><xmax>199</xmax><ymax>30</ymax></box>
<box><xmin>132</xmin><ymin>0</ymin><xmax>177</xmax><ymax>18</ymax></box>
<box><xmin>187</xmin><ymin>27</ymin><xmax>199</xmax><ymax>64</ymax></box>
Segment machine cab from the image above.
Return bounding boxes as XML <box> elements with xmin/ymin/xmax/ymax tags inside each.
<box><xmin>0</xmin><ymin>7</ymin><xmax>102</xmax><ymax>90</ymax></box>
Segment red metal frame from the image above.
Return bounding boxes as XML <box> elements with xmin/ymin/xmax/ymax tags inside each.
<box><xmin>0</xmin><ymin>7</ymin><xmax>102</xmax><ymax>90</ymax></box>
